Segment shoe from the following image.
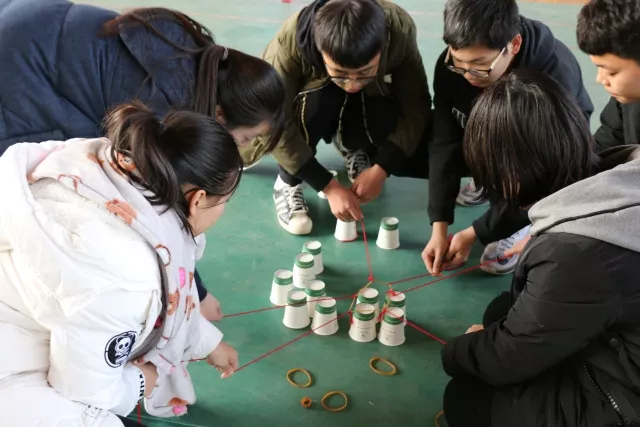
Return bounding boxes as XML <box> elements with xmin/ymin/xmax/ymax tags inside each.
<box><xmin>273</xmin><ymin>179</ymin><xmax>313</xmax><ymax>235</ymax></box>
<box><xmin>480</xmin><ymin>225</ymin><xmax>532</xmax><ymax>275</ymax></box>
<box><xmin>344</xmin><ymin>149</ymin><xmax>371</xmax><ymax>183</ymax></box>
<box><xmin>456</xmin><ymin>179</ymin><xmax>489</xmax><ymax>206</ymax></box>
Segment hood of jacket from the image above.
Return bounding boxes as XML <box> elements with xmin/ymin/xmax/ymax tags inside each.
<box><xmin>295</xmin><ymin>0</ymin><xmax>330</xmax><ymax>70</ymax></box>
<box><xmin>530</xmin><ymin>145</ymin><xmax>640</xmax><ymax>253</ymax></box>
<box><xmin>516</xmin><ymin>16</ymin><xmax>557</xmax><ymax>70</ymax></box>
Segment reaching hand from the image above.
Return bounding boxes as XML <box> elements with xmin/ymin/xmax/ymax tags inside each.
<box><xmin>323</xmin><ymin>179</ymin><xmax>363</xmax><ymax>222</ymax></box>
<box><xmin>350</xmin><ymin>165</ymin><xmax>387</xmax><ymax>204</ymax></box>
<box><xmin>465</xmin><ymin>324</ymin><xmax>484</xmax><ymax>334</ymax></box>
<box><xmin>206</xmin><ymin>342</ymin><xmax>239</xmax><ymax>379</ymax></box>
<box><xmin>503</xmin><ymin>234</ymin><xmax>532</xmax><ymax>258</ymax></box>
<box><xmin>444</xmin><ymin>227</ymin><xmax>477</xmax><ymax>270</ymax></box>
<box><xmin>423</xmin><ymin>232</ymin><xmax>450</xmax><ymax>275</ymax></box>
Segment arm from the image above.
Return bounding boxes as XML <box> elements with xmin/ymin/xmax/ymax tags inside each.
<box><xmin>594</xmin><ymin>98</ymin><xmax>626</xmax><ymax>153</ymax></box>
<box><xmin>471</xmin><ymin>200</ymin><xmax>531</xmax><ymax>245</ymax></box>
<box><xmin>428</xmin><ymin>56</ymin><xmax>465</xmax><ymax>226</ymax></box>
<box><xmin>262</xmin><ymin>36</ymin><xmax>333</xmax><ymax>192</ymax></box>
<box><xmin>373</xmin><ymin>16</ymin><xmax>431</xmax><ymax>175</ymax></box>
<box><xmin>441</xmin><ymin>238</ymin><xmax>615</xmax><ymax>385</ymax></box>
<box><xmin>48</xmin><ymin>289</ymin><xmax>155</xmax><ymax>416</ymax></box>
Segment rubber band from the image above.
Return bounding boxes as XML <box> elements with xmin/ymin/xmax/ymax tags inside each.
<box><xmin>286</xmin><ymin>368</ymin><xmax>312</xmax><ymax>388</ymax></box>
<box><xmin>300</xmin><ymin>397</ymin><xmax>312</xmax><ymax>408</ymax></box>
<box><xmin>369</xmin><ymin>357</ymin><xmax>397</xmax><ymax>376</ymax></box>
<box><xmin>321</xmin><ymin>391</ymin><xmax>349</xmax><ymax>412</ymax></box>
<box><xmin>435</xmin><ymin>410</ymin><xmax>445</xmax><ymax>427</ymax></box>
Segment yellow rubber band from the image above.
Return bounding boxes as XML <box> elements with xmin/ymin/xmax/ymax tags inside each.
<box><xmin>286</xmin><ymin>368</ymin><xmax>312</xmax><ymax>388</ymax></box>
<box><xmin>435</xmin><ymin>410</ymin><xmax>445</xmax><ymax>427</ymax></box>
<box><xmin>369</xmin><ymin>357</ymin><xmax>397</xmax><ymax>376</ymax></box>
<box><xmin>321</xmin><ymin>391</ymin><xmax>348</xmax><ymax>412</ymax></box>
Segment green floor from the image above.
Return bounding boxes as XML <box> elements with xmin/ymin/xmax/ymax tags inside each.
<box><xmin>77</xmin><ymin>0</ymin><xmax>609</xmax><ymax>426</ymax></box>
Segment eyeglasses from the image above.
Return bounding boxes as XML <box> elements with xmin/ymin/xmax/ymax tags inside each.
<box><xmin>445</xmin><ymin>47</ymin><xmax>506</xmax><ymax>78</ymax></box>
<box><xmin>328</xmin><ymin>75</ymin><xmax>378</xmax><ymax>85</ymax></box>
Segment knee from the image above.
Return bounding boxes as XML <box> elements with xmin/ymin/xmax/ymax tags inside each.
<box><xmin>443</xmin><ymin>377</ymin><xmax>466</xmax><ymax>417</ymax></box>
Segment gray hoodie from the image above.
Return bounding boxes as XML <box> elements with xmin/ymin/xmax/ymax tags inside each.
<box><xmin>529</xmin><ymin>146</ymin><xmax>640</xmax><ymax>253</ymax></box>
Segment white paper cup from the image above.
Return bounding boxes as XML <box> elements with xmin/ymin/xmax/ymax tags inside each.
<box><xmin>348</xmin><ymin>303</ymin><xmax>377</xmax><ymax>343</ymax></box>
<box><xmin>378</xmin><ymin>307</ymin><xmax>406</xmax><ymax>346</ymax></box>
<box><xmin>292</xmin><ymin>253</ymin><xmax>316</xmax><ymax>288</ymax></box>
<box><xmin>357</xmin><ymin>288</ymin><xmax>380</xmax><ymax>323</ymax></box>
<box><xmin>334</xmin><ymin>219</ymin><xmax>358</xmax><ymax>242</ymax></box>
<box><xmin>318</xmin><ymin>170</ymin><xmax>338</xmax><ymax>199</ymax></box>
<box><xmin>376</xmin><ymin>217</ymin><xmax>400</xmax><ymax>250</ymax></box>
<box><xmin>302</xmin><ymin>240</ymin><xmax>323</xmax><ymax>274</ymax></box>
<box><xmin>283</xmin><ymin>290</ymin><xmax>311</xmax><ymax>329</ymax></box>
<box><xmin>269</xmin><ymin>269</ymin><xmax>294</xmax><ymax>306</ymax></box>
<box><xmin>312</xmin><ymin>298</ymin><xmax>339</xmax><ymax>336</ymax></box>
<box><xmin>305</xmin><ymin>280</ymin><xmax>327</xmax><ymax>317</ymax></box>
<box><xmin>385</xmin><ymin>291</ymin><xmax>406</xmax><ymax>320</ymax></box>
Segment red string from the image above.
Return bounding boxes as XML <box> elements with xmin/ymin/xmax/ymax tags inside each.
<box><xmin>233</xmin><ymin>312</ymin><xmax>349</xmax><ymax>372</ymax></box>
<box><xmin>360</xmin><ymin>220</ymin><xmax>374</xmax><ymax>281</ymax></box>
<box><xmin>137</xmin><ymin>403</ymin><xmax>142</xmax><ymax>423</ymax></box>
<box><xmin>382</xmin><ymin>308</ymin><xmax>447</xmax><ymax>345</ymax></box>
<box><xmin>398</xmin><ymin>259</ymin><xmax>498</xmax><ymax>294</ymax></box>
<box><xmin>388</xmin><ymin>271</ymin><xmax>433</xmax><ymax>286</ymax></box>
<box><xmin>225</xmin><ymin>294</ymin><xmax>355</xmax><ymax>318</ymax></box>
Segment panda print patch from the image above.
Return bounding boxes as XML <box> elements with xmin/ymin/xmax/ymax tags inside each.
<box><xmin>104</xmin><ymin>331</ymin><xmax>138</xmax><ymax>368</ymax></box>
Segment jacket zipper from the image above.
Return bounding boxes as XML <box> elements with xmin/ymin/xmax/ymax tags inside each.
<box><xmin>583</xmin><ymin>362</ymin><xmax>625</xmax><ymax>422</ymax></box>
<box><xmin>295</xmin><ymin>82</ymin><xmax>331</xmax><ymax>146</ymax></box>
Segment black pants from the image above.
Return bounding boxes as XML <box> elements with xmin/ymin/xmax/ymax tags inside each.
<box><xmin>443</xmin><ymin>292</ymin><xmax>512</xmax><ymax>427</ymax></box>
<box><xmin>279</xmin><ymin>83</ymin><xmax>429</xmax><ymax>186</ymax></box>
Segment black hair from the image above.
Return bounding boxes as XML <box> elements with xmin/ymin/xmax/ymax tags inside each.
<box><xmin>443</xmin><ymin>0</ymin><xmax>520</xmax><ymax>50</ymax></box>
<box><xmin>463</xmin><ymin>69</ymin><xmax>595</xmax><ymax>207</ymax></box>
<box><xmin>313</xmin><ymin>0</ymin><xmax>386</xmax><ymax>69</ymax></box>
<box><xmin>577</xmin><ymin>0</ymin><xmax>640</xmax><ymax>64</ymax></box>
<box><xmin>102</xmin><ymin>8</ymin><xmax>285</xmax><ymax>151</ymax></box>
<box><xmin>104</xmin><ymin>101</ymin><xmax>243</xmax><ymax>235</ymax></box>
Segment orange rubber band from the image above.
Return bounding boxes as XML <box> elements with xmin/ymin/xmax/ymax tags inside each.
<box><xmin>321</xmin><ymin>391</ymin><xmax>348</xmax><ymax>412</ymax></box>
<box><xmin>369</xmin><ymin>357</ymin><xmax>397</xmax><ymax>376</ymax></box>
<box><xmin>300</xmin><ymin>397</ymin><xmax>313</xmax><ymax>408</ymax></box>
<box><xmin>286</xmin><ymin>368</ymin><xmax>312</xmax><ymax>388</ymax></box>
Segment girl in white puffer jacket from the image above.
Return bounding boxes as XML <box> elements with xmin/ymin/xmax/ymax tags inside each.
<box><xmin>0</xmin><ymin>101</ymin><xmax>242</xmax><ymax>426</ymax></box>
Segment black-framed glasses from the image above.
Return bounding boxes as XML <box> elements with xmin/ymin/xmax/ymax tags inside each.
<box><xmin>328</xmin><ymin>75</ymin><xmax>378</xmax><ymax>85</ymax></box>
<box><xmin>445</xmin><ymin>47</ymin><xmax>506</xmax><ymax>78</ymax></box>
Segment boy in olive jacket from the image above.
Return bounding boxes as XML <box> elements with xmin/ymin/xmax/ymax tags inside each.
<box><xmin>244</xmin><ymin>0</ymin><xmax>431</xmax><ymax>235</ymax></box>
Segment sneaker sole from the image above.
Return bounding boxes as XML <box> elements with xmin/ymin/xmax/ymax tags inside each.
<box><xmin>456</xmin><ymin>196</ymin><xmax>489</xmax><ymax>207</ymax></box>
<box><xmin>479</xmin><ymin>263</ymin><xmax>516</xmax><ymax>275</ymax></box>
<box><xmin>273</xmin><ymin>194</ymin><xmax>313</xmax><ymax>235</ymax></box>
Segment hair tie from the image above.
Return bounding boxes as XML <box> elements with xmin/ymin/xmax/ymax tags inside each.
<box><xmin>222</xmin><ymin>47</ymin><xmax>229</xmax><ymax>61</ymax></box>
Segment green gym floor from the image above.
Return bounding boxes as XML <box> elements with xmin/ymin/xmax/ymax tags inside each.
<box><xmin>77</xmin><ymin>0</ymin><xmax>607</xmax><ymax>425</ymax></box>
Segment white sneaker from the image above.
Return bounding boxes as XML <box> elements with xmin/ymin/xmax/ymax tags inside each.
<box><xmin>273</xmin><ymin>177</ymin><xmax>313</xmax><ymax>235</ymax></box>
<box><xmin>344</xmin><ymin>149</ymin><xmax>371</xmax><ymax>183</ymax></box>
<box><xmin>480</xmin><ymin>225</ymin><xmax>531</xmax><ymax>275</ymax></box>
<box><xmin>456</xmin><ymin>179</ymin><xmax>489</xmax><ymax>206</ymax></box>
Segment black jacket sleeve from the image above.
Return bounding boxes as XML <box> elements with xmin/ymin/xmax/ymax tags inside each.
<box><xmin>428</xmin><ymin>59</ymin><xmax>465</xmax><ymax>225</ymax></box>
<box><xmin>471</xmin><ymin>200</ymin><xmax>531</xmax><ymax>245</ymax></box>
<box><xmin>594</xmin><ymin>97</ymin><xmax>626</xmax><ymax>153</ymax></box>
<box><xmin>441</xmin><ymin>236</ymin><xmax>616</xmax><ymax>386</ymax></box>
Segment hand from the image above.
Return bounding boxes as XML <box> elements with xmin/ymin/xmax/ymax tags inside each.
<box><xmin>422</xmin><ymin>222</ymin><xmax>450</xmax><ymax>275</ymax></box>
<box><xmin>465</xmin><ymin>324</ymin><xmax>484</xmax><ymax>334</ymax></box>
<box><xmin>323</xmin><ymin>179</ymin><xmax>363</xmax><ymax>222</ymax></box>
<box><xmin>206</xmin><ymin>342</ymin><xmax>239</xmax><ymax>379</ymax></box>
<box><xmin>444</xmin><ymin>226</ymin><xmax>477</xmax><ymax>270</ymax></box>
<box><xmin>503</xmin><ymin>234</ymin><xmax>532</xmax><ymax>258</ymax></box>
<box><xmin>350</xmin><ymin>164</ymin><xmax>387</xmax><ymax>203</ymax></box>
<box><xmin>200</xmin><ymin>293</ymin><xmax>223</xmax><ymax>322</ymax></box>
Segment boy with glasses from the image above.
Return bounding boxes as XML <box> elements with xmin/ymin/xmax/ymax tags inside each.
<box><xmin>424</xmin><ymin>0</ymin><xmax>593</xmax><ymax>275</ymax></box>
<box><xmin>246</xmin><ymin>0</ymin><xmax>431</xmax><ymax>235</ymax></box>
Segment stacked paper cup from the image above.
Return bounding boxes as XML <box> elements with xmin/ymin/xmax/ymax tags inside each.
<box><xmin>293</xmin><ymin>253</ymin><xmax>316</xmax><ymax>289</ymax></box>
<box><xmin>302</xmin><ymin>241</ymin><xmax>323</xmax><ymax>274</ymax></box>
<box><xmin>269</xmin><ymin>269</ymin><xmax>294</xmax><ymax>306</ymax></box>
<box><xmin>283</xmin><ymin>289</ymin><xmax>311</xmax><ymax>329</ymax></box>
<box><xmin>348</xmin><ymin>303</ymin><xmax>377</xmax><ymax>342</ymax></box>
<box><xmin>357</xmin><ymin>288</ymin><xmax>380</xmax><ymax>323</ymax></box>
<box><xmin>385</xmin><ymin>291</ymin><xmax>406</xmax><ymax>320</ymax></box>
<box><xmin>312</xmin><ymin>298</ymin><xmax>339</xmax><ymax>336</ymax></box>
<box><xmin>305</xmin><ymin>280</ymin><xmax>327</xmax><ymax>317</ymax></box>
<box><xmin>378</xmin><ymin>307</ymin><xmax>406</xmax><ymax>346</ymax></box>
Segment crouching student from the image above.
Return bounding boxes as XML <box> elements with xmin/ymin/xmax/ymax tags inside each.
<box><xmin>442</xmin><ymin>70</ymin><xmax>640</xmax><ymax>427</ymax></box>
<box><xmin>423</xmin><ymin>0</ymin><xmax>593</xmax><ymax>276</ymax></box>
<box><xmin>0</xmin><ymin>102</ymin><xmax>242</xmax><ymax>426</ymax></box>
<box><xmin>246</xmin><ymin>0</ymin><xmax>432</xmax><ymax>235</ymax></box>
<box><xmin>577</xmin><ymin>0</ymin><xmax>640</xmax><ymax>151</ymax></box>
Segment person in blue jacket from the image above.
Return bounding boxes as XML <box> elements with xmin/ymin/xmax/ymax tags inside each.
<box><xmin>0</xmin><ymin>0</ymin><xmax>286</xmax><ymax>323</ymax></box>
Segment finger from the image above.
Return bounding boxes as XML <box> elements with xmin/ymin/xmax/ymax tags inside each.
<box><xmin>424</xmin><ymin>252</ymin><xmax>434</xmax><ymax>273</ymax></box>
<box><xmin>432</xmin><ymin>250</ymin><xmax>443</xmax><ymax>275</ymax></box>
<box><xmin>349</xmin><ymin>201</ymin><xmax>363</xmax><ymax>221</ymax></box>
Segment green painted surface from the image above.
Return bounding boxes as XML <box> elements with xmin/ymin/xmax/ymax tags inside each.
<box><xmin>71</xmin><ymin>0</ymin><xmax>611</xmax><ymax>425</ymax></box>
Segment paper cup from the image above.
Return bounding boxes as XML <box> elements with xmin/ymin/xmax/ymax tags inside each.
<box><xmin>318</xmin><ymin>170</ymin><xmax>338</xmax><ymax>199</ymax></box>
<box><xmin>385</xmin><ymin>291</ymin><xmax>406</xmax><ymax>320</ymax></box>
<box><xmin>269</xmin><ymin>269</ymin><xmax>294</xmax><ymax>306</ymax></box>
<box><xmin>357</xmin><ymin>288</ymin><xmax>380</xmax><ymax>323</ymax></box>
<box><xmin>283</xmin><ymin>290</ymin><xmax>311</xmax><ymax>329</ymax></box>
<box><xmin>302</xmin><ymin>240</ymin><xmax>323</xmax><ymax>274</ymax></box>
<box><xmin>293</xmin><ymin>253</ymin><xmax>316</xmax><ymax>288</ymax></box>
<box><xmin>312</xmin><ymin>298</ymin><xmax>339</xmax><ymax>336</ymax></box>
<box><xmin>348</xmin><ymin>303</ymin><xmax>377</xmax><ymax>343</ymax></box>
<box><xmin>305</xmin><ymin>280</ymin><xmax>327</xmax><ymax>317</ymax></box>
<box><xmin>378</xmin><ymin>307</ymin><xmax>406</xmax><ymax>346</ymax></box>
<box><xmin>376</xmin><ymin>217</ymin><xmax>400</xmax><ymax>250</ymax></box>
<box><xmin>334</xmin><ymin>219</ymin><xmax>358</xmax><ymax>242</ymax></box>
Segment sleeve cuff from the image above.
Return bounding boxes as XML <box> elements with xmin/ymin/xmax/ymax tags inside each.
<box><xmin>114</xmin><ymin>364</ymin><xmax>146</xmax><ymax>416</ymax></box>
<box><xmin>191</xmin><ymin>315</ymin><xmax>224</xmax><ymax>360</ymax></box>
<box><xmin>372</xmin><ymin>141</ymin><xmax>409</xmax><ymax>176</ymax></box>
<box><xmin>428</xmin><ymin>206</ymin><xmax>454</xmax><ymax>225</ymax></box>
<box><xmin>471</xmin><ymin>218</ymin><xmax>491</xmax><ymax>246</ymax></box>
<box><xmin>294</xmin><ymin>158</ymin><xmax>334</xmax><ymax>192</ymax></box>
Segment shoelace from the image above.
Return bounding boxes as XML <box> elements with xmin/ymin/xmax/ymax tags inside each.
<box><xmin>285</xmin><ymin>185</ymin><xmax>308</xmax><ymax>214</ymax></box>
<box><xmin>345</xmin><ymin>150</ymin><xmax>370</xmax><ymax>175</ymax></box>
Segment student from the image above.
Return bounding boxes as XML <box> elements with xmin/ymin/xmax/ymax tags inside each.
<box><xmin>0</xmin><ymin>0</ymin><xmax>285</xmax><ymax>318</ymax></box>
<box><xmin>577</xmin><ymin>0</ymin><xmax>640</xmax><ymax>152</ymax></box>
<box><xmin>423</xmin><ymin>0</ymin><xmax>594</xmax><ymax>276</ymax></box>
<box><xmin>247</xmin><ymin>0</ymin><xmax>431</xmax><ymax>235</ymax></box>
<box><xmin>0</xmin><ymin>102</ymin><xmax>244</xmax><ymax>426</ymax></box>
<box><xmin>441</xmin><ymin>69</ymin><xmax>640</xmax><ymax>427</ymax></box>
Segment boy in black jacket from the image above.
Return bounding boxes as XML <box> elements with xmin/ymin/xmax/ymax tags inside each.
<box><xmin>423</xmin><ymin>0</ymin><xmax>593</xmax><ymax>276</ymax></box>
<box><xmin>577</xmin><ymin>0</ymin><xmax>640</xmax><ymax>152</ymax></box>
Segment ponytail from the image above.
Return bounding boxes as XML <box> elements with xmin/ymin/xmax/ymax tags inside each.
<box><xmin>192</xmin><ymin>44</ymin><xmax>228</xmax><ymax>117</ymax></box>
<box><xmin>103</xmin><ymin>101</ymin><xmax>242</xmax><ymax>234</ymax></box>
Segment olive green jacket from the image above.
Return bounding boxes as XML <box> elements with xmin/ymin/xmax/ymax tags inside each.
<box><xmin>242</xmin><ymin>0</ymin><xmax>431</xmax><ymax>190</ymax></box>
